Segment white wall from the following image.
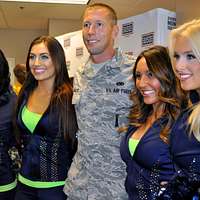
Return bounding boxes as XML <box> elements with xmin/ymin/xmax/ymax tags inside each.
<box><xmin>176</xmin><ymin>0</ymin><xmax>200</xmax><ymax>25</ymax></box>
<box><xmin>0</xmin><ymin>29</ymin><xmax>47</xmax><ymax>64</ymax></box>
<box><xmin>7</xmin><ymin>57</ymin><xmax>15</xmax><ymax>85</ymax></box>
<box><xmin>48</xmin><ymin>19</ymin><xmax>81</xmax><ymax>37</ymax></box>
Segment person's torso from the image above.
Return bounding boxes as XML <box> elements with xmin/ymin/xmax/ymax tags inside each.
<box><xmin>17</xmin><ymin>96</ymin><xmax>74</xmax><ymax>183</ymax></box>
<box><xmin>67</xmin><ymin>52</ymin><xmax>134</xmax><ymax>199</ymax></box>
<box><xmin>120</xmin><ymin>118</ymin><xmax>175</xmax><ymax>200</ymax></box>
<box><xmin>0</xmin><ymin>92</ymin><xmax>17</xmax><ymax>185</ymax></box>
<box><xmin>171</xmin><ymin>109</ymin><xmax>200</xmax><ymax>176</ymax></box>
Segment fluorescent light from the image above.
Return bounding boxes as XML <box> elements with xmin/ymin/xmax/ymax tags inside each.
<box><xmin>1</xmin><ymin>0</ymin><xmax>89</xmax><ymax>4</ymax></box>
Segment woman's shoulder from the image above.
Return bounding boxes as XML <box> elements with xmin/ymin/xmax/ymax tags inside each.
<box><xmin>127</xmin><ymin>125</ymin><xmax>137</xmax><ymax>133</ymax></box>
<box><xmin>170</xmin><ymin>107</ymin><xmax>191</xmax><ymax>138</ymax></box>
<box><xmin>0</xmin><ymin>88</ymin><xmax>17</xmax><ymax>105</ymax></box>
<box><xmin>176</xmin><ymin>107</ymin><xmax>191</xmax><ymax>122</ymax></box>
<box><xmin>125</xmin><ymin>125</ymin><xmax>137</xmax><ymax>138</ymax></box>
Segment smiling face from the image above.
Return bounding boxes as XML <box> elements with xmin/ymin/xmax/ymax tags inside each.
<box><xmin>82</xmin><ymin>6</ymin><xmax>118</xmax><ymax>63</ymax></box>
<box><xmin>135</xmin><ymin>57</ymin><xmax>161</xmax><ymax>106</ymax></box>
<box><xmin>29</xmin><ymin>42</ymin><xmax>55</xmax><ymax>84</ymax></box>
<box><xmin>173</xmin><ymin>36</ymin><xmax>200</xmax><ymax>91</ymax></box>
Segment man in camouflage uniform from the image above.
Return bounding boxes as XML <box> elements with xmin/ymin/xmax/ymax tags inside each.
<box><xmin>64</xmin><ymin>3</ymin><xmax>134</xmax><ymax>200</ymax></box>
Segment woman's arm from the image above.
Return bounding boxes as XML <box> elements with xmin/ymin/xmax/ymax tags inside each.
<box><xmin>157</xmin><ymin>170</ymin><xmax>200</xmax><ymax>200</ymax></box>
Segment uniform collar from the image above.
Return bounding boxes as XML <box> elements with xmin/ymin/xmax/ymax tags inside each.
<box><xmin>81</xmin><ymin>48</ymin><xmax>124</xmax><ymax>79</ymax></box>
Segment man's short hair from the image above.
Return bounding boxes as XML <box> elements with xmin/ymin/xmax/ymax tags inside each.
<box><xmin>84</xmin><ymin>3</ymin><xmax>117</xmax><ymax>25</ymax></box>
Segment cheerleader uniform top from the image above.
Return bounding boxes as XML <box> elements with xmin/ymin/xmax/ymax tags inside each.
<box><xmin>120</xmin><ymin>117</ymin><xmax>175</xmax><ymax>200</ymax></box>
<box><xmin>0</xmin><ymin>91</ymin><xmax>17</xmax><ymax>192</ymax></box>
<box><xmin>17</xmin><ymin>95</ymin><xmax>77</xmax><ymax>188</ymax></box>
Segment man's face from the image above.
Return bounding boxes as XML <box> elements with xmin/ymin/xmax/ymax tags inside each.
<box><xmin>82</xmin><ymin>7</ymin><xmax>118</xmax><ymax>59</ymax></box>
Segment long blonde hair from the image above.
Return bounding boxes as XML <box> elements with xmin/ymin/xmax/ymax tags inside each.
<box><xmin>169</xmin><ymin>19</ymin><xmax>200</xmax><ymax>141</ymax></box>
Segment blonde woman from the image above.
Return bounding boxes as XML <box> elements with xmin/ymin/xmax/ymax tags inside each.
<box><xmin>158</xmin><ymin>19</ymin><xmax>200</xmax><ymax>200</ymax></box>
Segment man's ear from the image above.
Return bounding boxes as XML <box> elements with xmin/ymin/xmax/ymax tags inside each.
<box><xmin>112</xmin><ymin>25</ymin><xmax>119</xmax><ymax>39</ymax></box>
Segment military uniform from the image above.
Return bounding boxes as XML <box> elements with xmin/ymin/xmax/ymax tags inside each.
<box><xmin>64</xmin><ymin>49</ymin><xmax>134</xmax><ymax>200</ymax></box>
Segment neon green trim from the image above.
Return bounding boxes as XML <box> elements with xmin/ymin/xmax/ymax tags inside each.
<box><xmin>128</xmin><ymin>138</ymin><xmax>139</xmax><ymax>156</ymax></box>
<box><xmin>18</xmin><ymin>174</ymin><xmax>65</xmax><ymax>188</ymax></box>
<box><xmin>22</xmin><ymin>106</ymin><xmax>42</xmax><ymax>133</ymax></box>
<box><xmin>0</xmin><ymin>179</ymin><xmax>17</xmax><ymax>192</ymax></box>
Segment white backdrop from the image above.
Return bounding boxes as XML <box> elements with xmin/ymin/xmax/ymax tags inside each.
<box><xmin>115</xmin><ymin>8</ymin><xmax>176</xmax><ymax>58</ymax></box>
<box><xmin>56</xmin><ymin>30</ymin><xmax>89</xmax><ymax>78</ymax></box>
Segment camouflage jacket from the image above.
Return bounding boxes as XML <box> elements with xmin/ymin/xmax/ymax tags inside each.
<box><xmin>64</xmin><ymin>49</ymin><xmax>134</xmax><ymax>200</ymax></box>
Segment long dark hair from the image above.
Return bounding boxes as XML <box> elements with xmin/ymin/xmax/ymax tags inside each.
<box><xmin>16</xmin><ymin>36</ymin><xmax>78</xmax><ymax>146</ymax></box>
<box><xmin>130</xmin><ymin>45</ymin><xmax>188</xmax><ymax>143</ymax></box>
<box><xmin>0</xmin><ymin>49</ymin><xmax>11</xmax><ymax>106</ymax></box>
